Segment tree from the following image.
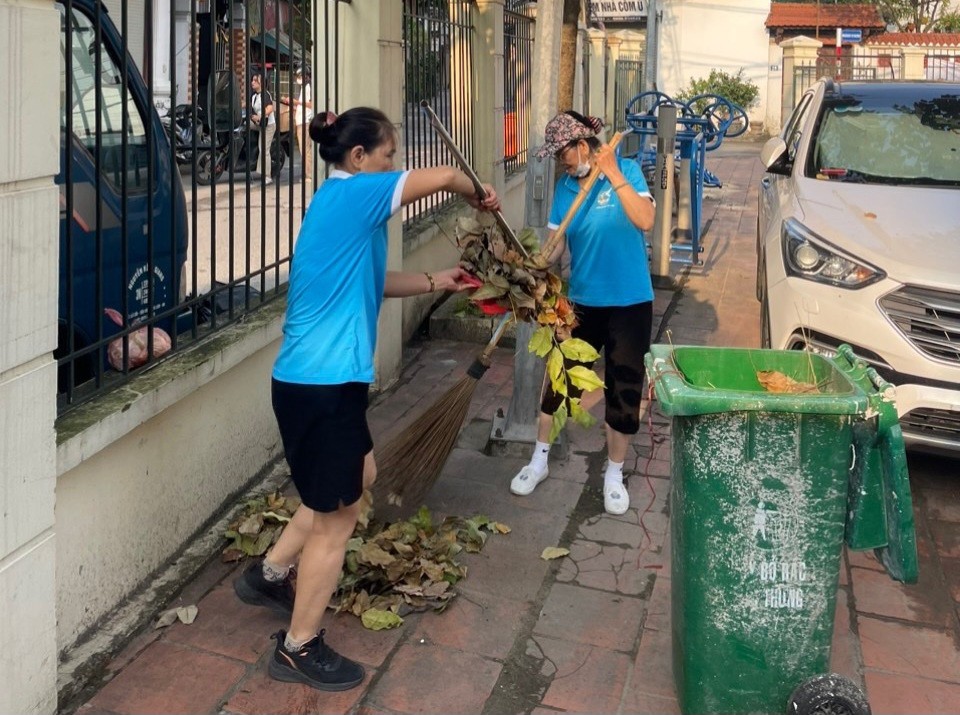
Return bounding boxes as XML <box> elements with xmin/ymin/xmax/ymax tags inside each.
<box><xmin>557</xmin><ymin>0</ymin><xmax>580</xmax><ymax>113</ymax></box>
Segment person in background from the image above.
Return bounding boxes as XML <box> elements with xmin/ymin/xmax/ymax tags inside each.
<box><xmin>249</xmin><ymin>73</ymin><xmax>276</xmax><ymax>184</ymax></box>
<box><xmin>282</xmin><ymin>67</ymin><xmax>314</xmax><ymax>183</ymax></box>
<box><xmin>233</xmin><ymin>106</ymin><xmax>501</xmax><ymax>691</ymax></box>
<box><xmin>509</xmin><ymin>110</ymin><xmax>656</xmax><ymax>516</ymax></box>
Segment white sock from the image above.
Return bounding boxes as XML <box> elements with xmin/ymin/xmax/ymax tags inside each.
<box><xmin>262</xmin><ymin>558</ymin><xmax>290</xmax><ymax>583</ymax></box>
<box><xmin>604</xmin><ymin>460</ymin><xmax>625</xmax><ymax>486</ymax></box>
<box><xmin>529</xmin><ymin>441</ymin><xmax>551</xmax><ymax>472</ymax></box>
<box><xmin>284</xmin><ymin>633</ymin><xmax>312</xmax><ymax>651</ymax></box>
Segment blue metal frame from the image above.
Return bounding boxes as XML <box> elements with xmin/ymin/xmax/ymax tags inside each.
<box><xmin>622</xmin><ymin>92</ymin><xmax>748</xmax><ymax>265</ymax></box>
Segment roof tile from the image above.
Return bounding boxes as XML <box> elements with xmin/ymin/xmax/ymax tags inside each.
<box><xmin>766</xmin><ymin>3</ymin><xmax>886</xmax><ymax>30</ymax></box>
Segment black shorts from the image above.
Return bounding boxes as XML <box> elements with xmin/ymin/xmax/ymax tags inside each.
<box><xmin>271</xmin><ymin>379</ymin><xmax>373</xmax><ymax>513</ymax></box>
<box><xmin>541</xmin><ymin>301</ymin><xmax>653</xmax><ymax>435</ymax></box>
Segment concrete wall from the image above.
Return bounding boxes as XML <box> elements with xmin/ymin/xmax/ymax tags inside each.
<box><xmin>658</xmin><ymin>0</ymin><xmax>772</xmax><ymax>130</ymax></box>
<box><xmin>55</xmin><ymin>309</ymin><xmax>284</xmax><ymax>655</ymax></box>
<box><xmin>0</xmin><ymin>0</ymin><xmax>60</xmax><ymax>712</ymax></box>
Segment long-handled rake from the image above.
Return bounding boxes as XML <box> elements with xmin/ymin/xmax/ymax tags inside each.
<box><xmin>372</xmin><ymin>106</ymin><xmax>624</xmax><ymax>509</ymax></box>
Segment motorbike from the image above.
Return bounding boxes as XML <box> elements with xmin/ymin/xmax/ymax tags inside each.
<box><xmin>161</xmin><ymin>103</ymin><xmax>212</xmax><ymax>167</ymax></box>
<box><xmin>195</xmin><ymin>111</ymin><xmax>289</xmax><ymax>186</ymax></box>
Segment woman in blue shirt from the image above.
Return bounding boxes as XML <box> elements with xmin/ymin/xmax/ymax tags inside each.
<box><xmin>510</xmin><ymin>111</ymin><xmax>656</xmax><ymax>516</ymax></box>
<box><xmin>233</xmin><ymin>107</ymin><xmax>500</xmax><ymax>691</ymax></box>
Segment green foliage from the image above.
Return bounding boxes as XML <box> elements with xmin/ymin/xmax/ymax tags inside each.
<box><xmin>933</xmin><ymin>10</ymin><xmax>960</xmax><ymax>31</ymax></box>
<box><xmin>674</xmin><ymin>68</ymin><xmax>760</xmax><ymax>112</ymax></box>
<box><xmin>404</xmin><ymin>17</ymin><xmax>442</xmax><ymax>101</ymax></box>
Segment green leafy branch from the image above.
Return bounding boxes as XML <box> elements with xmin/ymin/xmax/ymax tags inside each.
<box><xmin>528</xmin><ymin>326</ymin><xmax>603</xmax><ymax>442</ymax></box>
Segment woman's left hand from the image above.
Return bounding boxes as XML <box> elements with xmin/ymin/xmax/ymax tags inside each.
<box><xmin>466</xmin><ymin>184</ymin><xmax>502</xmax><ymax>213</ymax></box>
<box><xmin>433</xmin><ymin>266</ymin><xmax>474</xmax><ymax>292</ymax></box>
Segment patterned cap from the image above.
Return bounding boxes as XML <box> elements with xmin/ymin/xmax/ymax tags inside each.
<box><xmin>535</xmin><ymin>112</ymin><xmax>605</xmax><ymax>159</ymax></box>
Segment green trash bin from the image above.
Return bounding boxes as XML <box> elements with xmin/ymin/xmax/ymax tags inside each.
<box><xmin>644</xmin><ymin>344</ymin><xmax>918</xmax><ymax>715</ymax></box>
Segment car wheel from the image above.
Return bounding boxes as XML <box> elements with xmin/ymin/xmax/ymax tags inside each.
<box><xmin>195</xmin><ymin>149</ymin><xmax>223</xmax><ymax>186</ymax></box>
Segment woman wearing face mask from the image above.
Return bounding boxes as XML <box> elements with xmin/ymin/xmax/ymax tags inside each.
<box><xmin>509</xmin><ymin>110</ymin><xmax>656</xmax><ymax>516</ymax></box>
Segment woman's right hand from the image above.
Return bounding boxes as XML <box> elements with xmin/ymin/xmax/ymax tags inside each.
<box><xmin>467</xmin><ymin>183</ymin><xmax>501</xmax><ymax>213</ymax></box>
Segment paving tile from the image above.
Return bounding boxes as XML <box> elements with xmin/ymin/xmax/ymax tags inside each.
<box><xmin>929</xmin><ymin>519</ymin><xmax>960</xmax><ymax>559</ymax></box>
<box><xmin>87</xmin><ymin>641</ymin><xmax>247</xmax><ymax>715</ymax></box>
<box><xmin>555</xmin><ymin>539</ymin><xmax>657</xmax><ymax>597</ymax></box>
<box><xmin>858</xmin><ymin>616</ymin><xmax>960</xmax><ymax>681</ymax></box>
<box><xmin>318</xmin><ymin>611</ymin><xmax>407</xmax><ymax>669</ymax></box>
<box><xmin>845</xmin><ymin>548</ymin><xmax>889</xmax><ymax>572</ymax></box>
<box><xmin>623</xmin><ymin>613</ymin><xmax>676</xmax><ymax>702</ymax></box>
<box><xmin>367</xmin><ymin>643</ymin><xmax>500</xmax><ymax>714</ymax></box>
<box><xmin>455</xmin><ymin>535</ymin><xmax>552</xmax><ymax>602</ymax></box>
<box><xmin>865</xmin><ymin>670</ymin><xmax>960</xmax><ymax>715</ymax></box>
<box><xmin>942</xmin><ymin>557</ymin><xmax>960</xmax><ymax>604</ymax></box>
<box><xmin>410</xmin><ymin>590</ymin><xmax>527</xmax><ymax>660</ymax></box>
<box><xmin>535</xmin><ymin>635</ymin><xmax>632</xmax><ymax>713</ymax></box>
<box><xmin>534</xmin><ymin>583</ymin><xmax>645</xmax><ymax>653</ymax></box>
<box><xmin>163</xmin><ymin>583</ymin><xmax>284</xmax><ymax>664</ymax></box>
<box><xmin>850</xmin><ymin>566</ymin><xmax>954</xmax><ymax>628</ymax></box>
<box><xmin>222</xmin><ymin>665</ymin><xmax>371</xmax><ymax>715</ymax></box>
<box><xmin>829</xmin><ymin>588</ymin><xmax>862</xmax><ymax>687</ymax></box>
<box><xmin>619</xmin><ymin>690</ymin><xmax>681</xmax><ymax>715</ymax></box>
<box><xmin>923</xmin><ymin>488</ymin><xmax>960</xmax><ymax>523</ymax></box>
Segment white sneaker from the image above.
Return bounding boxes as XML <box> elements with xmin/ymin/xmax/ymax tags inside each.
<box><xmin>604</xmin><ymin>480</ymin><xmax>630</xmax><ymax>515</ymax></box>
<box><xmin>265</xmin><ymin>177</ymin><xmax>273</xmax><ymax>185</ymax></box>
<box><xmin>510</xmin><ymin>464</ymin><xmax>549</xmax><ymax>496</ymax></box>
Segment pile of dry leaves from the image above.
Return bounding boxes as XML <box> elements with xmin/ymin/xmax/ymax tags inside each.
<box><xmin>457</xmin><ymin>216</ymin><xmax>604</xmax><ymax>440</ymax></box>
<box><xmin>223</xmin><ymin>491</ymin><xmax>509</xmax><ymax>630</ymax></box>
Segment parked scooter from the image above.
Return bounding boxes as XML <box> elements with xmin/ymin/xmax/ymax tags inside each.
<box><xmin>195</xmin><ymin>112</ymin><xmax>288</xmax><ymax>186</ymax></box>
<box><xmin>161</xmin><ymin>103</ymin><xmax>212</xmax><ymax>167</ymax></box>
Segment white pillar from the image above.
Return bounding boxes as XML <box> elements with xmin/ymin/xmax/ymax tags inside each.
<box><xmin>901</xmin><ymin>46</ymin><xmax>926</xmax><ymax>80</ymax></box>
<box><xmin>324</xmin><ymin>0</ymin><xmax>405</xmax><ymax>389</ymax></box>
<box><xmin>0</xmin><ymin>0</ymin><xmax>60</xmax><ymax>712</ymax></box>
<box><xmin>780</xmin><ymin>35</ymin><xmax>822</xmax><ymax>126</ymax></box>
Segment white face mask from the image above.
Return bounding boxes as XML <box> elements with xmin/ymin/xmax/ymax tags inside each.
<box><xmin>572</xmin><ymin>145</ymin><xmax>590</xmax><ymax>179</ymax></box>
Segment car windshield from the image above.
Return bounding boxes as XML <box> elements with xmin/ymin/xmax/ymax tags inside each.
<box><xmin>811</xmin><ymin>89</ymin><xmax>960</xmax><ymax>186</ymax></box>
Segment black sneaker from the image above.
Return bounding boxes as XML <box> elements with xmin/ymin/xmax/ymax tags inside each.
<box><xmin>268</xmin><ymin>629</ymin><xmax>365</xmax><ymax>691</ymax></box>
<box><xmin>233</xmin><ymin>561</ymin><xmax>295</xmax><ymax>615</ymax></box>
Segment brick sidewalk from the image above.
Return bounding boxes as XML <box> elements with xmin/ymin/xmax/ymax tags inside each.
<box><xmin>75</xmin><ymin>145</ymin><xmax>960</xmax><ymax>715</ymax></box>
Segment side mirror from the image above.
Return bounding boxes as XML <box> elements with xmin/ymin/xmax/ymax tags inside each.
<box><xmin>760</xmin><ymin>136</ymin><xmax>790</xmax><ymax>175</ymax></box>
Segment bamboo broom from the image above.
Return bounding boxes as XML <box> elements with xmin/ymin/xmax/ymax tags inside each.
<box><xmin>372</xmin><ymin>113</ymin><xmax>625</xmax><ymax>509</ymax></box>
<box><xmin>373</xmin><ymin>314</ymin><xmax>513</xmax><ymax>508</ymax></box>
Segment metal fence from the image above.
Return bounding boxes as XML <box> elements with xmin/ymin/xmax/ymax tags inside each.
<box><xmin>818</xmin><ymin>49</ymin><xmax>904</xmax><ymax>81</ymax></box>
<box><xmin>402</xmin><ymin>0</ymin><xmax>475</xmax><ymax>227</ymax></box>
<box><xmin>925</xmin><ymin>49</ymin><xmax>960</xmax><ymax>80</ymax></box>
<box><xmin>503</xmin><ymin>0</ymin><xmax>534</xmax><ymax>175</ymax></box>
<box><xmin>794</xmin><ymin>64</ymin><xmax>819</xmax><ymax>106</ymax></box>
<box><xmin>613</xmin><ymin>56</ymin><xmax>644</xmax><ymax>131</ymax></box>
<box><xmin>56</xmin><ymin>0</ymin><xmax>340</xmax><ymax>413</ymax></box>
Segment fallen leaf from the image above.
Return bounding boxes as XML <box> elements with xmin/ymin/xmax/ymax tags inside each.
<box><xmin>361</xmin><ymin>608</ymin><xmax>404</xmax><ymax>631</ymax></box>
<box><xmin>541</xmin><ymin>546</ymin><xmax>570</xmax><ymax>560</ymax></box>
<box><xmin>154</xmin><ymin>608</ymin><xmax>179</xmax><ymax>629</ymax></box>
<box><xmin>756</xmin><ymin>370</ymin><xmax>818</xmax><ymax>394</ymax></box>
<box><xmin>176</xmin><ymin>605</ymin><xmax>198</xmax><ymax>625</ymax></box>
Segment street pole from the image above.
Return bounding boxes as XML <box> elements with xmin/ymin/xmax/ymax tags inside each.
<box><xmin>650</xmin><ymin>104</ymin><xmax>677</xmax><ymax>282</ymax></box>
<box><xmin>645</xmin><ymin>0</ymin><xmax>658</xmax><ymax>92</ymax></box>
<box><xmin>488</xmin><ymin>0</ymin><xmax>563</xmax><ymax>458</ymax></box>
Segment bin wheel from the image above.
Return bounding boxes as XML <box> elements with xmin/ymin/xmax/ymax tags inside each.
<box><xmin>786</xmin><ymin>674</ymin><xmax>871</xmax><ymax>715</ymax></box>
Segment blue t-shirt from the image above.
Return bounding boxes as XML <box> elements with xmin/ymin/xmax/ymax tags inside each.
<box><xmin>547</xmin><ymin>158</ymin><xmax>654</xmax><ymax>307</ymax></box>
<box><xmin>272</xmin><ymin>169</ymin><xmax>409</xmax><ymax>385</ymax></box>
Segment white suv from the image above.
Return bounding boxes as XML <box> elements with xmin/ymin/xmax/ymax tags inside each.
<box><xmin>757</xmin><ymin>79</ymin><xmax>960</xmax><ymax>455</ymax></box>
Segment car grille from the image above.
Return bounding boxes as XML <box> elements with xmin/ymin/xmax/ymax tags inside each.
<box><xmin>880</xmin><ymin>286</ymin><xmax>960</xmax><ymax>365</ymax></box>
<box><xmin>900</xmin><ymin>408</ymin><xmax>960</xmax><ymax>445</ymax></box>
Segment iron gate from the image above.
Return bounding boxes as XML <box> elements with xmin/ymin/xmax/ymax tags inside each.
<box><xmin>613</xmin><ymin>56</ymin><xmax>644</xmax><ymax>131</ymax></box>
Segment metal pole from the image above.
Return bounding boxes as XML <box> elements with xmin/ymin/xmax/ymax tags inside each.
<box><xmin>644</xmin><ymin>0</ymin><xmax>658</xmax><ymax>92</ymax></box>
<box><xmin>488</xmin><ymin>0</ymin><xmax>563</xmax><ymax>458</ymax></box>
<box><xmin>651</xmin><ymin>104</ymin><xmax>676</xmax><ymax>281</ymax></box>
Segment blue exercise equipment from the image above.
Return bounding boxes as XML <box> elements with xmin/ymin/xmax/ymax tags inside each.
<box><xmin>622</xmin><ymin>91</ymin><xmax>748</xmax><ymax>265</ymax></box>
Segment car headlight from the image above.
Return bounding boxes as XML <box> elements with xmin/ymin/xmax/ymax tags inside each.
<box><xmin>781</xmin><ymin>218</ymin><xmax>884</xmax><ymax>289</ymax></box>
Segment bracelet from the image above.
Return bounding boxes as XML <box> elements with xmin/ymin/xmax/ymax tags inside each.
<box><xmin>612</xmin><ymin>182</ymin><xmax>629</xmax><ymax>192</ymax></box>
<box><xmin>424</xmin><ymin>271</ymin><xmax>436</xmax><ymax>292</ymax></box>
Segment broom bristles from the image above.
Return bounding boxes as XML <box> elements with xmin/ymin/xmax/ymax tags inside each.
<box><xmin>373</xmin><ymin>374</ymin><xmax>481</xmax><ymax>509</ymax></box>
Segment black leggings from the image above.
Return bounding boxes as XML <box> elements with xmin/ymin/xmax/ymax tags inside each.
<box><xmin>541</xmin><ymin>301</ymin><xmax>653</xmax><ymax>435</ymax></box>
